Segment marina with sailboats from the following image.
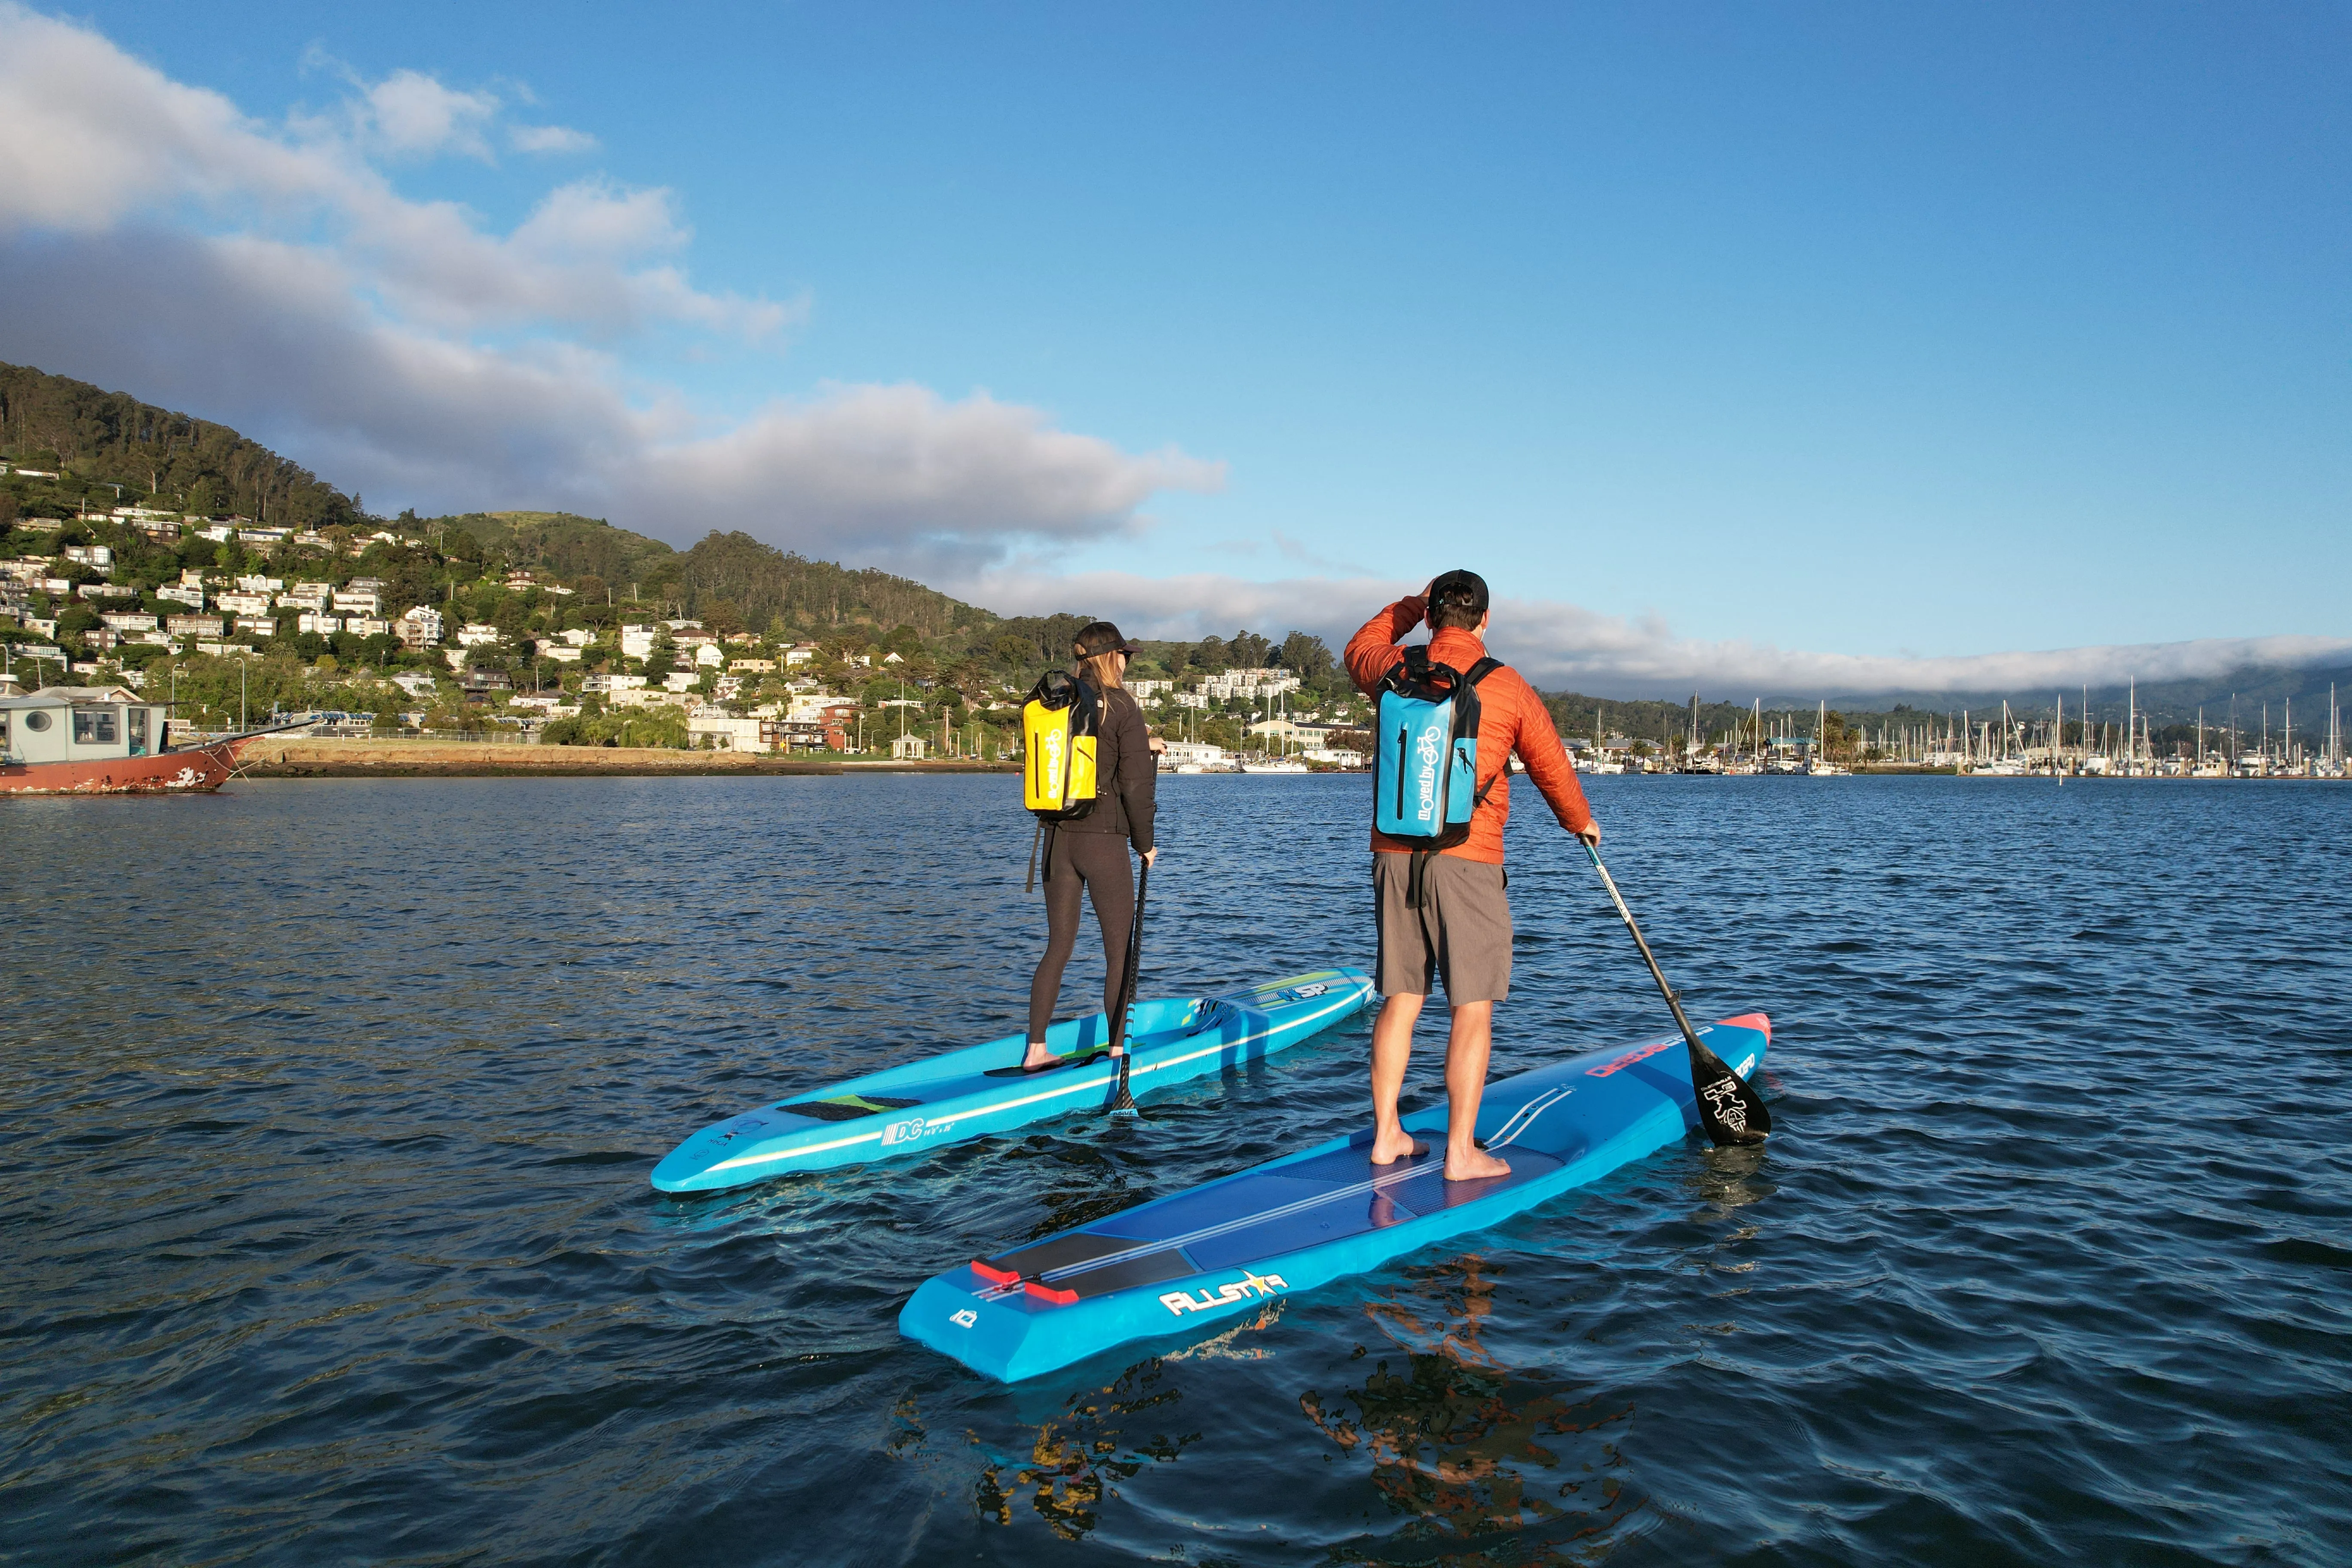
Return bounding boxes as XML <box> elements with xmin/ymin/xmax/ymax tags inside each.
<box><xmin>1552</xmin><ymin>682</ymin><xmax>2348</xmax><ymax>781</ymax></box>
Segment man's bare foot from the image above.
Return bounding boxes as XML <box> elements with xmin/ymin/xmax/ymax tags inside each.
<box><xmin>1443</xmin><ymin>1147</ymin><xmax>1511</xmax><ymax>1182</ymax></box>
<box><xmin>1020</xmin><ymin>1042</ymin><xmax>1056</xmax><ymax>1070</ymax></box>
<box><xmin>1369</xmin><ymin>1131</ymin><xmax>1427</xmax><ymax>1166</ymax></box>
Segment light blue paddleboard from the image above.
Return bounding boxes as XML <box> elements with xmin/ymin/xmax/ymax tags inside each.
<box><xmin>900</xmin><ymin>1013</ymin><xmax>1771</xmax><ymax>1381</ymax></box>
<box><xmin>651</xmin><ymin>969</ymin><xmax>1374</xmax><ymax>1193</ymax></box>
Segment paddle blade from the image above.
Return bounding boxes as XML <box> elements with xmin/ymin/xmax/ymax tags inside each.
<box><xmin>1687</xmin><ymin>1038</ymin><xmax>1771</xmax><ymax>1145</ymax></box>
<box><xmin>1107</xmin><ymin>1048</ymin><xmax>1142</xmax><ymax>1120</ymax></box>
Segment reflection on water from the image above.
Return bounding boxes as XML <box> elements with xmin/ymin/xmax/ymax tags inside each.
<box><xmin>969</xmin><ymin>1361</ymin><xmax>1203</xmax><ymax>1542</ymax></box>
<box><xmin>1301</xmin><ymin>1258</ymin><xmax>1644</xmax><ymax>1562</ymax></box>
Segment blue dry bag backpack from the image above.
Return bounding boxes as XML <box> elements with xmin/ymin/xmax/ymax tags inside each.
<box><xmin>1374</xmin><ymin>647</ymin><xmax>1504</xmax><ymax>847</ymax></box>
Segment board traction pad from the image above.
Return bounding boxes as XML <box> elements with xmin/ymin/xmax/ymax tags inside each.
<box><xmin>780</xmin><ymin>1094</ymin><xmax>923</xmax><ymax>1122</ymax></box>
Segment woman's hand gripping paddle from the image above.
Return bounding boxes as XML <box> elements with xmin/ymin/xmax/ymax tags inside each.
<box><xmin>1107</xmin><ymin>861</ymin><xmax>1151</xmax><ymax>1119</ymax></box>
<box><xmin>1584</xmin><ymin>843</ymin><xmax>1771</xmax><ymax>1146</ymax></box>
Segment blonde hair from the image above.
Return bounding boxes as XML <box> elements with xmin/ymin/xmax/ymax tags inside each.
<box><xmin>1075</xmin><ymin>647</ymin><xmax>1126</xmax><ymax>690</ymax></box>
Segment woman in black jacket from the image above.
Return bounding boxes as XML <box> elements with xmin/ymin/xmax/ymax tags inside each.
<box><xmin>1022</xmin><ymin>620</ymin><xmax>1159</xmax><ymax>1069</ymax></box>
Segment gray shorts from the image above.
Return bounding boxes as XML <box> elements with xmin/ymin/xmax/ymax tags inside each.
<box><xmin>1372</xmin><ymin>851</ymin><xmax>1512</xmax><ymax>1003</ymax></box>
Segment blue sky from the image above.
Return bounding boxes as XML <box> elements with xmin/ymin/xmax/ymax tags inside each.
<box><xmin>2</xmin><ymin>2</ymin><xmax>2345</xmax><ymax>693</ymax></box>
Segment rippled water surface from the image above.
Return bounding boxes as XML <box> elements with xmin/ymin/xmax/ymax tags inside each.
<box><xmin>4</xmin><ymin>774</ymin><xmax>2349</xmax><ymax>1565</ymax></box>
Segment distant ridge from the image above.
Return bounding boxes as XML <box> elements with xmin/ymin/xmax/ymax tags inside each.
<box><xmin>0</xmin><ymin>361</ymin><xmax>362</xmax><ymax>528</ymax></box>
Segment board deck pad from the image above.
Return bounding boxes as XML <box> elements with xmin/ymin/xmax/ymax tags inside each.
<box><xmin>900</xmin><ymin>1014</ymin><xmax>1771</xmax><ymax>1382</ymax></box>
<box><xmin>782</xmin><ymin>1095</ymin><xmax>922</xmax><ymax>1122</ymax></box>
<box><xmin>651</xmin><ymin>970</ymin><xmax>1375</xmax><ymax>1192</ymax></box>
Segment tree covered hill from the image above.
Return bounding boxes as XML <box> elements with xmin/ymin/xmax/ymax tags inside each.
<box><xmin>0</xmin><ymin>361</ymin><xmax>364</xmax><ymax>530</ymax></box>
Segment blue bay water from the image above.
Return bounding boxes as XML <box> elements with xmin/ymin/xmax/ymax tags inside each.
<box><xmin>2</xmin><ymin>774</ymin><xmax>2347</xmax><ymax>1565</ymax></box>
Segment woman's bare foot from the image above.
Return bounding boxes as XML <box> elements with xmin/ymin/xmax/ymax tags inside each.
<box><xmin>1369</xmin><ymin>1131</ymin><xmax>1427</xmax><ymax>1166</ymax></box>
<box><xmin>1443</xmin><ymin>1147</ymin><xmax>1511</xmax><ymax>1182</ymax></box>
<box><xmin>1020</xmin><ymin>1041</ymin><xmax>1056</xmax><ymax>1070</ymax></box>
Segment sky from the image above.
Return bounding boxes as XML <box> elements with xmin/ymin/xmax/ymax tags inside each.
<box><xmin>0</xmin><ymin>1</ymin><xmax>2345</xmax><ymax>696</ymax></box>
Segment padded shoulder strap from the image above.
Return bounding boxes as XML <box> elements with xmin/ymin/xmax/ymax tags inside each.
<box><xmin>1462</xmin><ymin>656</ymin><xmax>1504</xmax><ymax>687</ymax></box>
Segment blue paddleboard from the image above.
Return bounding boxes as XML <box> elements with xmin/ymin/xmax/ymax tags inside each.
<box><xmin>899</xmin><ymin>1013</ymin><xmax>1770</xmax><ymax>1381</ymax></box>
<box><xmin>651</xmin><ymin>969</ymin><xmax>1374</xmax><ymax>1193</ymax></box>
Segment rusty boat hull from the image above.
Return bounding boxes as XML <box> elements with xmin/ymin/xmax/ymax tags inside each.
<box><xmin>0</xmin><ymin>739</ymin><xmax>248</xmax><ymax>796</ymax></box>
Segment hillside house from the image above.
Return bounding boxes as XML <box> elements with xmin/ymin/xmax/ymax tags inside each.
<box><xmin>397</xmin><ymin>606</ymin><xmax>444</xmax><ymax>648</ymax></box>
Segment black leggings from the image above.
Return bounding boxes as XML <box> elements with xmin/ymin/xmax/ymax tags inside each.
<box><xmin>1027</xmin><ymin>829</ymin><xmax>1136</xmax><ymax>1044</ymax></box>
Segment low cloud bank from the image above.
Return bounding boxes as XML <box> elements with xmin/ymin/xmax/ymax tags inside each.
<box><xmin>958</xmin><ymin>566</ymin><xmax>2352</xmax><ymax>699</ymax></box>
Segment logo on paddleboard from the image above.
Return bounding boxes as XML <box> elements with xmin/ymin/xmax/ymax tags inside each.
<box><xmin>882</xmin><ymin>1115</ymin><xmax>952</xmax><ymax>1148</ymax></box>
<box><xmin>1159</xmin><ymin>1270</ymin><xmax>1288</xmax><ymax>1316</ymax></box>
<box><xmin>1586</xmin><ymin>1039</ymin><xmax>1672</xmax><ymax>1078</ymax></box>
<box><xmin>950</xmin><ymin>1309</ymin><xmax>978</xmax><ymax>1328</ymax></box>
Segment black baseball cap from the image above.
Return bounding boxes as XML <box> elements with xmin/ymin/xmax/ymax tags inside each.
<box><xmin>1427</xmin><ymin>570</ymin><xmax>1489</xmax><ymax>615</ymax></box>
<box><xmin>1074</xmin><ymin>620</ymin><xmax>1139</xmax><ymax>657</ymax></box>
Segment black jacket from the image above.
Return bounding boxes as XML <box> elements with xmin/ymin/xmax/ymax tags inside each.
<box><xmin>1057</xmin><ymin>683</ymin><xmax>1155</xmax><ymax>853</ymax></box>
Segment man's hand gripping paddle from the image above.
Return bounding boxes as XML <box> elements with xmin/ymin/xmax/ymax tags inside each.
<box><xmin>1585</xmin><ymin>843</ymin><xmax>1770</xmax><ymax>1146</ymax></box>
<box><xmin>1107</xmin><ymin>861</ymin><xmax>1150</xmax><ymax>1119</ymax></box>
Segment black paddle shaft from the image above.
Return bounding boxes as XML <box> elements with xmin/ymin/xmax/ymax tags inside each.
<box><xmin>1107</xmin><ymin>860</ymin><xmax>1151</xmax><ymax>1116</ymax></box>
<box><xmin>1583</xmin><ymin>844</ymin><xmax>1771</xmax><ymax>1146</ymax></box>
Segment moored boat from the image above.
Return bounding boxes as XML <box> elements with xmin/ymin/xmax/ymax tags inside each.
<box><xmin>0</xmin><ymin>686</ymin><xmax>286</xmax><ymax>795</ymax></box>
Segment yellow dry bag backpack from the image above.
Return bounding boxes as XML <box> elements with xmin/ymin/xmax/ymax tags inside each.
<box><xmin>1022</xmin><ymin>671</ymin><xmax>1100</xmax><ymax>820</ymax></box>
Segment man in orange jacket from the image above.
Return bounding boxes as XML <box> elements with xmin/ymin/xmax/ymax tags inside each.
<box><xmin>1345</xmin><ymin>570</ymin><xmax>1599</xmax><ymax>1181</ymax></box>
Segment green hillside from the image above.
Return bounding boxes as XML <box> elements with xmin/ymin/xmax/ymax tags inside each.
<box><xmin>0</xmin><ymin>361</ymin><xmax>363</xmax><ymax>529</ymax></box>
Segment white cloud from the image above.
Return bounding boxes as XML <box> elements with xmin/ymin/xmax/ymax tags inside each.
<box><xmin>355</xmin><ymin>67</ymin><xmax>500</xmax><ymax>159</ymax></box>
<box><xmin>509</xmin><ymin>122</ymin><xmax>598</xmax><ymax>156</ymax></box>
<box><xmin>0</xmin><ymin>4</ymin><xmax>1216</xmax><ymax>570</ymax></box>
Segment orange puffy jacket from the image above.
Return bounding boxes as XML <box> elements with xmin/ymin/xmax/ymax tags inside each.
<box><xmin>1345</xmin><ymin>594</ymin><xmax>1593</xmax><ymax>865</ymax></box>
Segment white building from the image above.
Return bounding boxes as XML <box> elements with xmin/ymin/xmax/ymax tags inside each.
<box><xmin>344</xmin><ymin>616</ymin><xmax>391</xmax><ymax>638</ymax></box>
<box><xmin>619</xmin><ymin>624</ymin><xmax>658</xmax><ymax>659</ymax></box>
<box><xmin>297</xmin><ymin>612</ymin><xmax>343</xmax><ymax>635</ymax></box>
<box><xmin>398</xmin><ymin>606</ymin><xmax>445</xmax><ymax>646</ymax></box>
<box><xmin>456</xmin><ymin>623</ymin><xmax>501</xmax><ymax>648</ymax></box>
<box><xmin>1194</xmin><ymin>667</ymin><xmax>1302</xmax><ymax>701</ymax></box>
<box><xmin>217</xmin><ymin>592</ymin><xmax>273</xmax><ymax>616</ymax></box>
<box><xmin>98</xmin><ymin>611</ymin><xmax>160</xmax><ymax>632</ymax></box>
<box><xmin>688</xmin><ymin>714</ymin><xmax>770</xmax><ymax>752</ymax></box>
<box><xmin>332</xmin><ymin>590</ymin><xmax>381</xmax><ymax>614</ymax></box>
